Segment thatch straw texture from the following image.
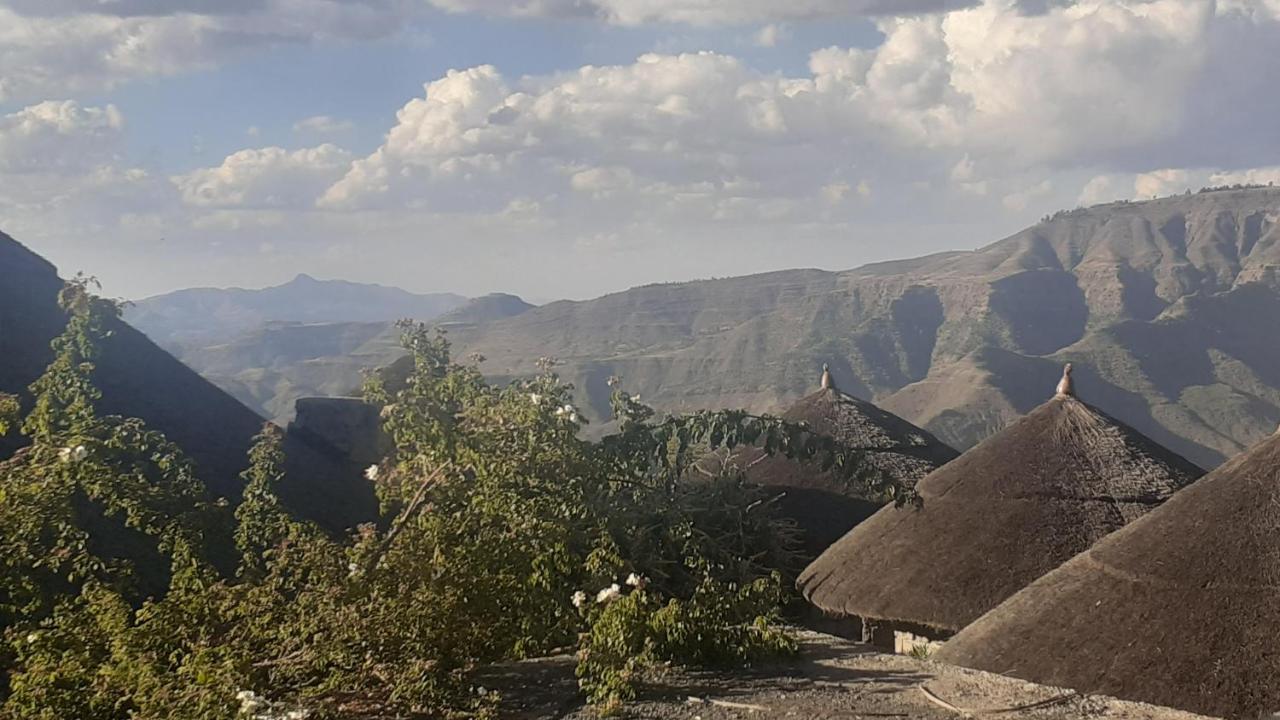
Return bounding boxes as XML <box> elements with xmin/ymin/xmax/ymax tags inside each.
<box><xmin>797</xmin><ymin>394</ymin><xmax>1202</xmax><ymax>634</ymax></box>
<box><xmin>935</xmin><ymin>430</ymin><xmax>1280</xmax><ymax>719</ymax></box>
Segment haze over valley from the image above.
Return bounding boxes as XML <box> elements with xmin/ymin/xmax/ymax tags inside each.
<box><xmin>131</xmin><ymin>187</ymin><xmax>1280</xmax><ymax>470</ymax></box>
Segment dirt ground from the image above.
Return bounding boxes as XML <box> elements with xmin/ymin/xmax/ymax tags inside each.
<box><xmin>485</xmin><ymin>630</ymin><xmax>1216</xmax><ymax>720</ymax></box>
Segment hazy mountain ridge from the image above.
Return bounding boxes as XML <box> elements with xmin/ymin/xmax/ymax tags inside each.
<box><xmin>152</xmin><ymin>188</ymin><xmax>1280</xmax><ymax>467</ymax></box>
<box><xmin>125</xmin><ymin>273</ymin><xmax>468</xmax><ymax>348</ymax></box>
<box><xmin>173</xmin><ymin>292</ymin><xmax>536</xmax><ymax>421</ymax></box>
<box><xmin>434</xmin><ymin>188</ymin><xmax>1280</xmax><ymax>467</ymax></box>
<box><xmin>0</xmin><ymin>231</ymin><xmax>377</xmax><ymax>530</ymax></box>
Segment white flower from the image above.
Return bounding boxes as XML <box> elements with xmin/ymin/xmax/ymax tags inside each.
<box><xmin>568</xmin><ymin>413</ymin><xmax>579</xmax><ymax>424</ymax></box>
<box><xmin>571</xmin><ymin>590</ymin><xmax>587</xmax><ymax>608</ymax></box>
<box><xmin>596</xmin><ymin>583</ymin><xmax>622</xmax><ymax>605</ymax></box>
<box><xmin>347</xmin><ymin>562</ymin><xmax>359</xmax><ymax>576</ymax></box>
<box><xmin>59</xmin><ymin>445</ymin><xmax>87</xmax><ymax>463</ymax></box>
<box><xmin>26</xmin><ymin>632</ymin><xmax>38</xmax><ymax>644</ymax></box>
<box><xmin>632</xmin><ymin>394</ymin><xmax>641</xmax><ymax>403</ymax></box>
<box><xmin>364</xmin><ymin>464</ymin><xmax>379</xmax><ymax>481</ymax></box>
<box><xmin>529</xmin><ymin>393</ymin><xmax>542</xmax><ymax>404</ymax></box>
<box><xmin>284</xmin><ymin>710</ymin><xmax>311</xmax><ymax>720</ymax></box>
<box><xmin>476</xmin><ymin>686</ymin><xmax>488</xmax><ymax>696</ymax></box>
<box><xmin>236</xmin><ymin>689</ymin><xmax>266</xmax><ymax>715</ymax></box>
<box><xmin>625</xmin><ymin>573</ymin><xmax>646</xmax><ymax>589</ymax></box>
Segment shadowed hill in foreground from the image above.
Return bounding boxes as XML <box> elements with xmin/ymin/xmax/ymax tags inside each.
<box><xmin>935</xmin><ymin>426</ymin><xmax>1280</xmax><ymax>719</ymax></box>
<box><xmin>726</xmin><ymin>366</ymin><xmax>958</xmax><ymax>556</ymax></box>
<box><xmin>0</xmin><ymin>231</ymin><xmax>377</xmax><ymax>530</ymax></box>
<box><xmin>797</xmin><ymin>369</ymin><xmax>1202</xmax><ymax>637</ymax></box>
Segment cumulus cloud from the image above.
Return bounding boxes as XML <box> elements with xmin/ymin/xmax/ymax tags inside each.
<box><xmin>1210</xmin><ymin>166</ymin><xmax>1280</xmax><ymax>187</ymax></box>
<box><xmin>1077</xmin><ymin>175</ymin><xmax>1120</xmax><ymax>207</ymax></box>
<box><xmin>310</xmin><ymin>0</ymin><xmax>1280</xmax><ymax>226</ymax></box>
<box><xmin>173</xmin><ymin>144</ymin><xmax>353</xmax><ymax>208</ymax></box>
<box><xmin>0</xmin><ymin>100</ymin><xmax>177</xmax><ymax>249</ymax></box>
<box><xmin>1134</xmin><ymin>168</ymin><xmax>1191</xmax><ymax>199</ymax></box>
<box><xmin>753</xmin><ymin>23</ymin><xmax>790</xmax><ymax>47</ymax></box>
<box><xmin>0</xmin><ymin>100</ymin><xmax>123</xmax><ymax>173</ymax></box>
<box><xmin>0</xmin><ymin>1</ymin><xmax>413</xmax><ymax>101</ymax></box>
<box><xmin>425</xmin><ymin>0</ymin><xmax>979</xmax><ymax>25</ymax></box>
<box><xmin>11</xmin><ymin>0</ymin><xmax>1280</xmax><ymax>300</ymax></box>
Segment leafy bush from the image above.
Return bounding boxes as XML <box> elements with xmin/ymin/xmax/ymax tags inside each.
<box><xmin>0</xmin><ymin>288</ymin><xmax>900</xmax><ymax>718</ymax></box>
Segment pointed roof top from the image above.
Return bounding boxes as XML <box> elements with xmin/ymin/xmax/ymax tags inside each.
<box><xmin>731</xmin><ymin>371</ymin><xmax>958</xmax><ymax>555</ymax></box>
<box><xmin>935</xmin><ymin>431</ymin><xmax>1280</xmax><ymax>719</ymax></box>
<box><xmin>798</xmin><ymin>392</ymin><xmax>1202</xmax><ymax>634</ymax></box>
<box><xmin>1054</xmin><ymin>362</ymin><xmax>1074</xmax><ymax>397</ymax></box>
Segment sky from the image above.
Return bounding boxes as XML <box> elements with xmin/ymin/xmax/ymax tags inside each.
<box><xmin>2</xmin><ymin>0</ymin><xmax>1280</xmax><ymax>302</ymax></box>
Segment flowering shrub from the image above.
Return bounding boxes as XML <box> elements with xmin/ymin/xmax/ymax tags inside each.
<box><xmin>574</xmin><ymin>571</ymin><xmax>796</xmax><ymax>713</ymax></box>
<box><xmin>0</xmin><ymin>290</ymin><xmax>897</xmax><ymax>718</ymax></box>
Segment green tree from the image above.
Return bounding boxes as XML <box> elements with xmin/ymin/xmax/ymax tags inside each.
<box><xmin>2</xmin><ymin>299</ymin><xmax>899</xmax><ymax>719</ymax></box>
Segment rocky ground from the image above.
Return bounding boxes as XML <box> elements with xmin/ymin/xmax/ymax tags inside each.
<box><xmin>485</xmin><ymin>630</ymin><xmax>1215</xmax><ymax>720</ymax></box>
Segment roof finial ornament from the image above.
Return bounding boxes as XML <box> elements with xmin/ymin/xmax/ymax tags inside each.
<box><xmin>821</xmin><ymin>363</ymin><xmax>834</xmax><ymax>391</ymax></box>
<box><xmin>1055</xmin><ymin>363</ymin><xmax>1074</xmax><ymax>397</ymax></box>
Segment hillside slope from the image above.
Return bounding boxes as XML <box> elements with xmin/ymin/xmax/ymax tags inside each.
<box><xmin>0</xmin><ymin>232</ymin><xmax>377</xmax><ymax>530</ymax></box>
<box><xmin>436</xmin><ymin>188</ymin><xmax>1280</xmax><ymax>468</ymax></box>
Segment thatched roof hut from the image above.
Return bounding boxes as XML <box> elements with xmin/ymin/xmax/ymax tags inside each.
<box><xmin>729</xmin><ymin>365</ymin><xmax>958</xmax><ymax>556</ymax></box>
<box><xmin>934</xmin><ymin>427</ymin><xmax>1280</xmax><ymax>719</ymax></box>
<box><xmin>797</xmin><ymin>366</ymin><xmax>1203</xmax><ymax>638</ymax></box>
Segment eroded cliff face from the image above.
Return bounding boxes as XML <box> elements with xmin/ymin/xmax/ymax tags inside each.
<box><xmin>440</xmin><ymin>188</ymin><xmax>1280</xmax><ymax>468</ymax></box>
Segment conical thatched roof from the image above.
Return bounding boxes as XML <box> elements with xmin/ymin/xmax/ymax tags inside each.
<box><xmin>729</xmin><ymin>367</ymin><xmax>958</xmax><ymax>555</ymax></box>
<box><xmin>798</xmin><ymin>372</ymin><xmax>1203</xmax><ymax>634</ymax></box>
<box><xmin>935</xmin><ymin>430</ymin><xmax>1280</xmax><ymax>719</ymax></box>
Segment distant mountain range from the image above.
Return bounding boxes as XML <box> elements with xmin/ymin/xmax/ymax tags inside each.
<box><xmin>154</xmin><ymin>293</ymin><xmax>536</xmax><ymax>422</ymax></box>
<box><xmin>427</xmin><ymin>187</ymin><xmax>1280</xmax><ymax>469</ymax></box>
<box><xmin>123</xmin><ymin>188</ymin><xmax>1280</xmax><ymax>469</ymax></box>
<box><xmin>0</xmin><ymin>232</ymin><xmax>377</xmax><ymax>530</ymax></box>
<box><xmin>125</xmin><ymin>274</ymin><xmax>469</xmax><ymax>349</ymax></box>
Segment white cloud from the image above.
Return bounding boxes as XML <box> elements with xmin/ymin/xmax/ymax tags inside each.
<box><xmin>293</xmin><ymin>115</ymin><xmax>355</xmax><ymax>136</ymax></box>
<box><xmin>1134</xmin><ymin>168</ymin><xmax>1190</xmax><ymax>199</ymax></box>
<box><xmin>173</xmin><ymin>144</ymin><xmax>353</xmax><ymax>208</ymax></box>
<box><xmin>0</xmin><ymin>2</ymin><xmax>414</xmax><ymax>101</ymax></box>
<box><xmin>291</xmin><ymin>0</ymin><xmax>1280</xmax><ymax>235</ymax></box>
<box><xmin>0</xmin><ymin>100</ymin><xmax>123</xmax><ymax>173</ymax></box>
<box><xmin>753</xmin><ymin>23</ymin><xmax>790</xmax><ymax>47</ymax></box>
<box><xmin>1077</xmin><ymin>175</ymin><xmax>1120</xmax><ymax>207</ymax></box>
<box><xmin>1209</xmin><ymin>166</ymin><xmax>1280</xmax><ymax>187</ymax></box>
<box><xmin>10</xmin><ymin>0</ymin><xmax>1280</xmax><ymax>301</ymax></box>
<box><xmin>1002</xmin><ymin>179</ymin><xmax>1052</xmax><ymax>211</ymax></box>
<box><xmin>425</xmin><ymin>0</ymin><xmax>978</xmax><ymax>26</ymax></box>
